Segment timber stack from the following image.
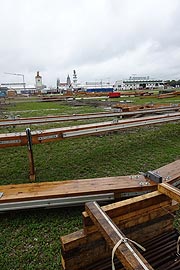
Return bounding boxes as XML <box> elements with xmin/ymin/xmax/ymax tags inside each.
<box><xmin>61</xmin><ymin>165</ymin><xmax>180</xmax><ymax>270</ymax></box>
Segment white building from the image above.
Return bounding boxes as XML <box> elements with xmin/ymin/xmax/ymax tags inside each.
<box><xmin>114</xmin><ymin>76</ymin><xmax>164</xmax><ymax>91</ymax></box>
<box><xmin>0</xmin><ymin>82</ymin><xmax>37</xmax><ymax>95</ymax></box>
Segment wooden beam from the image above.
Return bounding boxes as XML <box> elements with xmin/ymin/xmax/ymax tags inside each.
<box><xmin>158</xmin><ymin>183</ymin><xmax>180</xmax><ymax>203</ymax></box>
<box><xmin>85</xmin><ymin>201</ymin><xmax>154</xmax><ymax>270</ymax></box>
<box><xmin>62</xmin><ymin>202</ymin><xmax>177</xmax><ymax>252</ymax></box>
<box><xmin>84</xmin><ymin>202</ymin><xmax>173</xmax><ymax>235</ymax></box>
<box><xmin>83</xmin><ymin>191</ymin><xmax>170</xmax><ymax>231</ymax></box>
<box><xmin>0</xmin><ymin>113</ymin><xmax>180</xmax><ymax>148</ymax></box>
<box><xmin>1</xmin><ymin>106</ymin><xmax>179</xmax><ymax>127</ymax></box>
<box><xmin>0</xmin><ymin>175</ymin><xmax>155</xmax><ymax>204</ymax></box>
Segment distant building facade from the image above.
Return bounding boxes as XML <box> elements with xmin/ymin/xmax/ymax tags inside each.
<box><xmin>114</xmin><ymin>76</ymin><xmax>164</xmax><ymax>91</ymax></box>
<box><xmin>0</xmin><ymin>83</ymin><xmax>30</xmax><ymax>95</ymax></box>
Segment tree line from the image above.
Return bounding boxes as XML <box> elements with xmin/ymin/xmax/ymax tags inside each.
<box><xmin>165</xmin><ymin>80</ymin><xmax>180</xmax><ymax>87</ymax></box>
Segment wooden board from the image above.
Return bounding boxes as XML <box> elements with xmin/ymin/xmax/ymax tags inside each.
<box><xmin>83</xmin><ymin>191</ymin><xmax>172</xmax><ymax>234</ymax></box>
<box><xmin>0</xmin><ymin>175</ymin><xmax>155</xmax><ymax>203</ymax></box>
<box><xmin>0</xmin><ymin>160</ymin><xmax>179</xmax><ymax>204</ymax></box>
<box><xmin>158</xmin><ymin>182</ymin><xmax>180</xmax><ymax>203</ymax></box>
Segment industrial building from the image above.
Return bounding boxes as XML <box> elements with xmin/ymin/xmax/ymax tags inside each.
<box><xmin>114</xmin><ymin>76</ymin><xmax>164</xmax><ymax>91</ymax></box>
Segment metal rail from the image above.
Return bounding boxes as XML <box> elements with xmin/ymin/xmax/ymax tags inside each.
<box><xmin>0</xmin><ymin>193</ymin><xmax>114</xmax><ymax>212</ymax></box>
<box><xmin>0</xmin><ymin>106</ymin><xmax>179</xmax><ymax>127</ymax></box>
<box><xmin>0</xmin><ymin>113</ymin><xmax>180</xmax><ymax>148</ymax></box>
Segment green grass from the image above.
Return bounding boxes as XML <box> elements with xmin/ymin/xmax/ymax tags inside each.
<box><xmin>174</xmin><ymin>206</ymin><xmax>180</xmax><ymax>234</ymax></box>
<box><xmin>0</xmin><ymin>99</ymin><xmax>180</xmax><ymax>270</ymax></box>
<box><xmin>2</xmin><ymin>100</ymin><xmax>103</xmax><ymax>118</ymax></box>
<box><xmin>0</xmin><ymin>123</ymin><xmax>180</xmax><ymax>185</ymax></box>
<box><xmin>0</xmin><ymin>208</ymin><xmax>82</xmax><ymax>270</ymax></box>
<box><xmin>113</xmin><ymin>96</ymin><xmax>180</xmax><ymax>104</ymax></box>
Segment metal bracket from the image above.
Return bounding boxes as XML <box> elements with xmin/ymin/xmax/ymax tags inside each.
<box><xmin>140</xmin><ymin>171</ymin><xmax>163</xmax><ymax>183</ymax></box>
<box><xmin>0</xmin><ymin>192</ymin><xmax>4</xmax><ymax>198</ymax></box>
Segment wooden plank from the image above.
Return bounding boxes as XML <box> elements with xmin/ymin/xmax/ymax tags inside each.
<box><xmin>0</xmin><ymin>175</ymin><xmax>155</xmax><ymax>203</ymax></box>
<box><xmin>84</xmin><ymin>200</ymin><xmax>173</xmax><ymax>235</ymax></box>
<box><xmin>83</xmin><ymin>191</ymin><xmax>171</xmax><ymax>233</ymax></box>
<box><xmin>85</xmin><ymin>201</ymin><xmax>154</xmax><ymax>270</ymax></box>
<box><xmin>153</xmin><ymin>159</ymin><xmax>180</xmax><ymax>185</ymax></box>
<box><xmin>158</xmin><ymin>183</ymin><xmax>180</xmax><ymax>203</ymax></box>
<box><xmin>1</xmin><ymin>106</ymin><xmax>179</xmax><ymax>127</ymax></box>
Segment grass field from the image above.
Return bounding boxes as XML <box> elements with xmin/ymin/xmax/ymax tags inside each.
<box><xmin>0</xmin><ymin>97</ymin><xmax>180</xmax><ymax>270</ymax></box>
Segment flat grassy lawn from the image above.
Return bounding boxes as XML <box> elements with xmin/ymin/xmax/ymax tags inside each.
<box><xmin>0</xmin><ymin>208</ymin><xmax>82</xmax><ymax>270</ymax></box>
<box><xmin>0</xmin><ymin>99</ymin><xmax>180</xmax><ymax>270</ymax></box>
<box><xmin>0</xmin><ymin>123</ymin><xmax>180</xmax><ymax>185</ymax></box>
<box><xmin>4</xmin><ymin>100</ymin><xmax>103</xmax><ymax>118</ymax></box>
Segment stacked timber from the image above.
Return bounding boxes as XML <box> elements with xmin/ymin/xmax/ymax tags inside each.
<box><xmin>158</xmin><ymin>91</ymin><xmax>180</xmax><ymax>99</ymax></box>
<box><xmin>61</xmin><ymin>185</ymin><xmax>180</xmax><ymax>270</ymax></box>
<box><xmin>112</xmin><ymin>103</ymin><xmax>179</xmax><ymax>111</ymax></box>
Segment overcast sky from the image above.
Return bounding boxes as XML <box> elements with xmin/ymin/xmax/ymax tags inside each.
<box><xmin>0</xmin><ymin>0</ymin><xmax>180</xmax><ymax>87</ymax></box>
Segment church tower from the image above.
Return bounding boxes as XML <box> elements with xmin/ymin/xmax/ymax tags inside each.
<box><xmin>35</xmin><ymin>71</ymin><xmax>42</xmax><ymax>90</ymax></box>
<box><xmin>67</xmin><ymin>74</ymin><xmax>71</xmax><ymax>88</ymax></box>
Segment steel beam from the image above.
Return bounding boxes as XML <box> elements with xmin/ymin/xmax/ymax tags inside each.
<box><xmin>0</xmin><ymin>113</ymin><xmax>180</xmax><ymax>148</ymax></box>
<box><xmin>0</xmin><ymin>193</ymin><xmax>114</xmax><ymax>212</ymax></box>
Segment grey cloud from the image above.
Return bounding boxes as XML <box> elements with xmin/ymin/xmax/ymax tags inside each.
<box><xmin>1</xmin><ymin>0</ymin><xmax>180</xmax><ymax>86</ymax></box>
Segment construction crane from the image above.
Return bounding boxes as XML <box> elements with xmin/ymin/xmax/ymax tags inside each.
<box><xmin>4</xmin><ymin>72</ymin><xmax>25</xmax><ymax>90</ymax></box>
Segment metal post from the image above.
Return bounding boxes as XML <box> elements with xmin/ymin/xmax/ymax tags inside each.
<box><xmin>26</xmin><ymin>128</ymin><xmax>35</xmax><ymax>181</ymax></box>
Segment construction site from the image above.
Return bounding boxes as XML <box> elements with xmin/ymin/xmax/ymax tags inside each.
<box><xmin>2</xmin><ymin>0</ymin><xmax>180</xmax><ymax>268</ymax></box>
<box><xmin>0</xmin><ymin>92</ymin><xmax>180</xmax><ymax>270</ymax></box>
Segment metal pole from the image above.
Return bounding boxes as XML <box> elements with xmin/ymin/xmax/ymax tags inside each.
<box><xmin>26</xmin><ymin>128</ymin><xmax>35</xmax><ymax>181</ymax></box>
<box><xmin>22</xmin><ymin>74</ymin><xmax>25</xmax><ymax>91</ymax></box>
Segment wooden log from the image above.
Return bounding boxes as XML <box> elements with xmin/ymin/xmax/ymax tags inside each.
<box><xmin>85</xmin><ymin>201</ymin><xmax>154</xmax><ymax>270</ymax></box>
<box><xmin>158</xmin><ymin>183</ymin><xmax>180</xmax><ymax>203</ymax></box>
